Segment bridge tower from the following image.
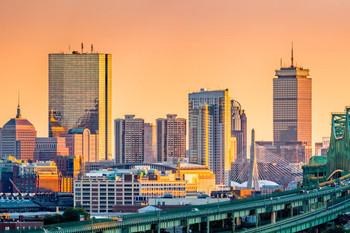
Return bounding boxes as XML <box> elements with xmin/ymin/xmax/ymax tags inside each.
<box><xmin>247</xmin><ymin>129</ymin><xmax>260</xmax><ymax>191</ymax></box>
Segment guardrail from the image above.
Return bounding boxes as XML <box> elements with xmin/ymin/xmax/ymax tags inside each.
<box><xmin>12</xmin><ymin>184</ymin><xmax>350</xmax><ymax>233</ymax></box>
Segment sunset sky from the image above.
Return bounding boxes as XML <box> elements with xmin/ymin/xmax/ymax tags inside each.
<box><xmin>1</xmin><ymin>0</ymin><xmax>350</xmax><ymax>150</ymax></box>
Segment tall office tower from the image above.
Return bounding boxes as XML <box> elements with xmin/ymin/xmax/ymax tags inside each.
<box><xmin>144</xmin><ymin>123</ymin><xmax>156</xmax><ymax>162</ymax></box>
<box><xmin>156</xmin><ymin>114</ymin><xmax>186</xmax><ymax>162</ymax></box>
<box><xmin>1</xmin><ymin>105</ymin><xmax>37</xmax><ymax>160</ymax></box>
<box><xmin>115</xmin><ymin>115</ymin><xmax>144</xmax><ymax>163</ymax></box>
<box><xmin>231</xmin><ymin>100</ymin><xmax>247</xmax><ymax>160</ymax></box>
<box><xmin>273</xmin><ymin>47</ymin><xmax>312</xmax><ymax>149</ymax></box>
<box><xmin>189</xmin><ymin>89</ymin><xmax>236</xmax><ymax>185</ymax></box>
<box><xmin>48</xmin><ymin>51</ymin><xmax>112</xmax><ymax>161</ymax></box>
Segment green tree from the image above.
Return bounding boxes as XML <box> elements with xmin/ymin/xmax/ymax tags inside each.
<box><xmin>272</xmin><ymin>189</ymin><xmax>283</xmax><ymax>193</ymax></box>
<box><xmin>324</xmin><ymin>225</ymin><xmax>350</xmax><ymax>233</ymax></box>
<box><xmin>43</xmin><ymin>214</ymin><xmax>63</xmax><ymax>225</ymax></box>
<box><xmin>62</xmin><ymin>207</ymin><xmax>90</xmax><ymax>222</ymax></box>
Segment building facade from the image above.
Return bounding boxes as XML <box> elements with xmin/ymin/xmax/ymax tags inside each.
<box><xmin>188</xmin><ymin>89</ymin><xmax>236</xmax><ymax>185</ymax></box>
<box><xmin>33</xmin><ymin>137</ymin><xmax>69</xmax><ymax>161</ymax></box>
<box><xmin>156</xmin><ymin>114</ymin><xmax>186</xmax><ymax>162</ymax></box>
<box><xmin>1</xmin><ymin>105</ymin><xmax>37</xmax><ymax>160</ymax></box>
<box><xmin>144</xmin><ymin>123</ymin><xmax>156</xmax><ymax>163</ymax></box>
<box><xmin>61</xmin><ymin>128</ymin><xmax>98</xmax><ymax>163</ymax></box>
<box><xmin>273</xmin><ymin>55</ymin><xmax>312</xmax><ymax>149</ymax></box>
<box><xmin>48</xmin><ymin>52</ymin><xmax>112</xmax><ymax>161</ymax></box>
<box><xmin>231</xmin><ymin>100</ymin><xmax>247</xmax><ymax>160</ymax></box>
<box><xmin>115</xmin><ymin>115</ymin><xmax>144</xmax><ymax>163</ymax></box>
<box><xmin>74</xmin><ymin>171</ymin><xmax>141</xmax><ymax>213</ymax></box>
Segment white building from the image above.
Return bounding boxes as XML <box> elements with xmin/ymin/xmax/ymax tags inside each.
<box><xmin>74</xmin><ymin>170</ymin><xmax>141</xmax><ymax>213</ymax></box>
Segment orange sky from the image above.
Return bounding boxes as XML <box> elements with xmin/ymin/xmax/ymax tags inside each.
<box><xmin>1</xmin><ymin>0</ymin><xmax>350</xmax><ymax>149</ymax></box>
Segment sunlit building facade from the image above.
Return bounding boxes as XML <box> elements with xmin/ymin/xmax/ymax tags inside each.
<box><xmin>61</xmin><ymin>128</ymin><xmax>98</xmax><ymax>163</ymax></box>
<box><xmin>49</xmin><ymin>108</ymin><xmax>67</xmax><ymax>137</ymax></box>
<box><xmin>48</xmin><ymin>52</ymin><xmax>112</xmax><ymax>161</ymax></box>
<box><xmin>273</xmin><ymin>64</ymin><xmax>312</xmax><ymax>148</ymax></box>
<box><xmin>1</xmin><ymin>105</ymin><xmax>37</xmax><ymax>160</ymax></box>
<box><xmin>188</xmin><ymin>89</ymin><xmax>236</xmax><ymax>185</ymax></box>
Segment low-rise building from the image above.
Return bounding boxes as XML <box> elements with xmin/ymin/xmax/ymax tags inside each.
<box><xmin>140</xmin><ymin>170</ymin><xmax>186</xmax><ymax>198</ymax></box>
<box><xmin>33</xmin><ymin>137</ymin><xmax>69</xmax><ymax>161</ymax></box>
<box><xmin>74</xmin><ymin>170</ymin><xmax>141</xmax><ymax>213</ymax></box>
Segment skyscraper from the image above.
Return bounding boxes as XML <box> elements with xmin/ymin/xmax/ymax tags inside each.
<box><xmin>48</xmin><ymin>51</ymin><xmax>112</xmax><ymax>161</ymax></box>
<box><xmin>144</xmin><ymin>123</ymin><xmax>156</xmax><ymax>163</ymax></box>
<box><xmin>188</xmin><ymin>89</ymin><xmax>236</xmax><ymax>185</ymax></box>
<box><xmin>273</xmin><ymin>47</ymin><xmax>312</xmax><ymax>148</ymax></box>
<box><xmin>115</xmin><ymin>115</ymin><xmax>144</xmax><ymax>163</ymax></box>
<box><xmin>1</xmin><ymin>105</ymin><xmax>37</xmax><ymax>160</ymax></box>
<box><xmin>231</xmin><ymin>100</ymin><xmax>247</xmax><ymax>160</ymax></box>
<box><xmin>156</xmin><ymin>114</ymin><xmax>186</xmax><ymax>162</ymax></box>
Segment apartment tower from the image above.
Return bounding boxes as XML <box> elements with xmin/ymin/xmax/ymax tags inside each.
<box><xmin>189</xmin><ymin>89</ymin><xmax>236</xmax><ymax>185</ymax></box>
<box><xmin>156</xmin><ymin>114</ymin><xmax>186</xmax><ymax>162</ymax></box>
<box><xmin>115</xmin><ymin>115</ymin><xmax>144</xmax><ymax>163</ymax></box>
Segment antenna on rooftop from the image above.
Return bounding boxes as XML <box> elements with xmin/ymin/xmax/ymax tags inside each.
<box><xmin>91</xmin><ymin>44</ymin><xmax>94</xmax><ymax>53</ymax></box>
<box><xmin>18</xmin><ymin>90</ymin><xmax>20</xmax><ymax>107</ymax></box>
<box><xmin>81</xmin><ymin>42</ymin><xmax>84</xmax><ymax>53</ymax></box>
<box><xmin>291</xmin><ymin>42</ymin><xmax>294</xmax><ymax>68</ymax></box>
<box><xmin>68</xmin><ymin>45</ymin><xmax>71</xmax><ymax>54</ymax></box>
<box><xmin>280</xmin><ymin>58</ymin><xmax>282</xmax><ymax>68</ymax></box>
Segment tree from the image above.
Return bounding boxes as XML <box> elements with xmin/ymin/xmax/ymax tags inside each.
<box><xmin>324</xmin><ymin>225</ymin><xmax>350</xmax><ymax>233</ymax></box>
<box><xmin>43</xmin><ymin>214</ymin><xmax>63</xmax><ymax>225</ymax></box>
<box><xmin>272</xmin><ymin>189</ymin><xmax>283</xmax><ymax>193</ymax></box>
<box><xmin>62</xmin><ymin>207</ymin><xmax>90</xmax><ymax>222</ymax></box>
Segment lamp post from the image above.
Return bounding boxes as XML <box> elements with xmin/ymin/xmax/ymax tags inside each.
<box><xmin>207</xmin><ymin>185</ymin><xmax>214</xmax><ymax>204</ymax></box>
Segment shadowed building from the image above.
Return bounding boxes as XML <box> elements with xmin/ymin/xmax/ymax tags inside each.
<box><xmin>1</xmin><ymin>105</ymin><xmax>37</xmax><ymax>160</ymax></box>
<box><xmin>34</xmin><ymin>137</ymin><xmax>69</xmax><ymax>161</ymax></box>
<box><xmin>49</xmin><ymin>51</ymin><xmax>112</xmax><ymax>161</ymax></box>
<box><xmin>115</xmin><ymin>115</ymin><xmax>145</xmax><ymax>163</ymax></box>
<box><xmin>156</xmin><ymin>114</ymin><xmax>186</xmax><ymax>162</ymax></box>
<box><xmin>144</xmin><ymin>123</ymin><xmax>156</xmax><ymax>163</ymax></box>
<box><xmin>231</xmin><ymin>100</ymin><xmax>247</xmax><ymax>160</ymax></box>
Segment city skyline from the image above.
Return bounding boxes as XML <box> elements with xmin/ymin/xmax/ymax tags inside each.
<box><xmin>1</xmin><ymin>1</ymin><xmax>350</xmax><ymax>147</ymax></box>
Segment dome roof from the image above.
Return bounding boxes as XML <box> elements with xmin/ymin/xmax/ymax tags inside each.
<box><xmin>68</xmin><ymin>128</ymin><xmax>90</xmax><ymax>134</ymax></box>
<box><xmin>231</xmin><ymin>180</ymin><xmax>279</xmax><ymax>189</ymax></box>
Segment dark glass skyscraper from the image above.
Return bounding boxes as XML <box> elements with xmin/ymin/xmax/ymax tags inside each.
<box><xmin>49</xmin><ymin>52</ymin><xmax>112</xmax><ymax>161</ymax></box>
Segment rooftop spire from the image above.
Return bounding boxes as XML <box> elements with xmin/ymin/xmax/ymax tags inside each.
<box><xmin>291</xmin><ymin>42</ymin><xmax>294</xmax><ymax>68</ymax></box>
<box><xmin>50</xmin><ymin>107</ymin><xmax>56</xmax><ymax>122</ymax></box>
<box><xmin>16</xmin><ymin>91</ymin><xmax>21</xmax><ymax>118</ymax></box>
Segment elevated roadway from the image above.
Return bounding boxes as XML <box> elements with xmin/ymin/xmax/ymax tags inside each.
<box><xmin>25</xmin><ymin>183</ymin><xmax>350</xmax><ymax>233</ymax></box>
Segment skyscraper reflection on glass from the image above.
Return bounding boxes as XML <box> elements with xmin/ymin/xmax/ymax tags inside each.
<box><xmin>48</xmin><ymin>52</ymin><xmax>112</xmax><ymax>161</ymax></box>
